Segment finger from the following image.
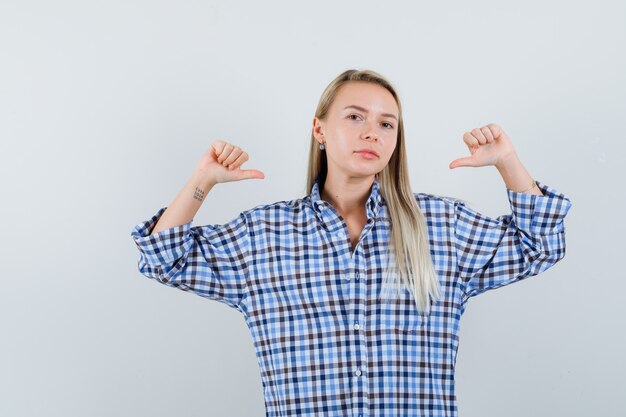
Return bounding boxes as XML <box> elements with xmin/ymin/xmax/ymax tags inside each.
<box><xmin>463</xmin><ymin>132</ymin><xmax>479</xmax><ymax>147</ymax></box>
<box><xmin>471</xmin><ymin>127</ymin><xmax>487</xmax><ymax>145</ymax></box>
<box><xmin>486</xmin><ymin>123</ymin><xmax>501</xmax><ymax>138</ymax></box>
<box><xmin>222</xmin><ymin>147</ymin><xmax>242</xmax><ymax>166</ymax></box>
<box><xmin>211</xmin><ymin>140</ymin><xmax>226</xmax><ymax>157</ymax></box>
<box><xmin>217</xmin><ymin>143</ymin><xmax>234</xmax><ymax>163</ymax></box>
<box><xmin>481</xmin><ymin>126</ymin><xmax>494</xmax><ymax>143</ymax></box>
<box><xmin>228</xmin><ymin>152</ymin><xmax>248</xmax><ymax>170</ymax></box>
<box><xmin>449</xmin><ymin>156</ymin><xmax>477</xmax><ymax>169</ymax></box>
<box><xmin>241</xmin><ymin>169</ymin><xmax>265</xmax><ymax>179</ymax></box>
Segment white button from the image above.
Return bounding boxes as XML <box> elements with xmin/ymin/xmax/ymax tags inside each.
<box><xmin>353</xmin><ymin>322</ymin><xmax>360</xmax><ymax>330</ymax></box>
<box><xmin>355</xmin><ymin>369</ymin><xmax>362</xmax><ymax>376</ymax></box>
<box><xmin>355</xmin><ymin>271</ymin><xmax>360</xmax><ymax>279</ymax></box>
<box><xmin>344</xmin><ymin>274</ymin><xmax>350</xmax><ymax>281</ymax></box>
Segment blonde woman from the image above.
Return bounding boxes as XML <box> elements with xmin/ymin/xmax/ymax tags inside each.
<box><xmin>131</xmin><ymin>69</ymin><xmax>572</xmax><ymax>416</ymax></box>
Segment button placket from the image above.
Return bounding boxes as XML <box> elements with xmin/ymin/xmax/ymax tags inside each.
<box><xmin>345</xmin><ymin>251</ymin><xmax>368</xmax><ymax>417</ymax></box>
<box><xmin>308</xmin><ymin>181</ymin><xmax>379</xmax><ymax>417</ymax></box>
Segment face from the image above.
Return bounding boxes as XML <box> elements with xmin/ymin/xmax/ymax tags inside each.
<box><xmin>313</xmin><ymin>81</ymin><xmax>399</xmax><ymax>178</ymax></box>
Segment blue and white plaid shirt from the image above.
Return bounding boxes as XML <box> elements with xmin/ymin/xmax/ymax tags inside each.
<box><xmin>131</xmin><ymin>176</ymin><xmax>572</xmax><ymax>417</ymax></box>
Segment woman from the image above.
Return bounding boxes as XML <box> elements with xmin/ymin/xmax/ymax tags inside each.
<box><xmin>131</xmin><ymin>69</ymin><xmax>572</xmax><ymax>416</ymax></box>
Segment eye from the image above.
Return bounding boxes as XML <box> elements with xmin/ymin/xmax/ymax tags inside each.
<box><xmin>348</xmin><ymin>114</ymin><xmax>393</xmax><ymax>129</ymax></box>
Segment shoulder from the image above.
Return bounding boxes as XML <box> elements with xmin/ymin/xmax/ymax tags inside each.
<box><xmin>413</xmin><ymin>191</ymin><xmax>468</xmax><ymax>208</ymax></box>
<box><xmin>409</xmin><ymin>192</ymin><xmax>477</xmax><ymax>223</ymax></box>
<box><xmin>240</xmin><ymin>195</ymin><xmax>312</xmax><ymax>222</ymax></box>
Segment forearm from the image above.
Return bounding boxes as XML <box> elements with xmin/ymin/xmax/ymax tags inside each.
<box><xmin>151</xmin><ymin>169</ymin><xmax>217</xmax><ymax>234</ymax></box>
<box><xmin>495</xmin><ymin>152</ymin><xmax>544</xmax><ymax>196</ymax></box>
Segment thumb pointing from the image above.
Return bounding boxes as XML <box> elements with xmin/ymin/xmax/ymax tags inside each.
<box><xmin>242</xmin><ymin>169</ymin><xmax>265</xmax><ymax>179</ymax></box>
<box><xmin>449</xmin><ymin>157</ymin><xmax>475</xmax><ymax>169</ymax></box>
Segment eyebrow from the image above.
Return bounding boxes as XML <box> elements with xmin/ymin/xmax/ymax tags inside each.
<box><xmin>343</xmin><ymin>105</ymin><xmax>398</xmax><ymax>121</ymax></box>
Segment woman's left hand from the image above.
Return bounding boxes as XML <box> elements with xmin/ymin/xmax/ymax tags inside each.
<box><xmin>449</xmin><ymin>123</ymin><xmax>517</xmax><ymax>169</ymax></box>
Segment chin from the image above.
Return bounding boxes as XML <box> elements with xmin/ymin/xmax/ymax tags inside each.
<box><xmin>349</xmin><ymin>166</ymin><xmax>380</xmax><ymax>177</ymax></box>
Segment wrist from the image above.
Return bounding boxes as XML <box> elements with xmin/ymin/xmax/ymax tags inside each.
<box><xmin>191</xmin><ymin>168</ymin><xmax>218</xmax><ymax>188</ymax></box>
<box><xmin>495</xmin><ymin>151</ymin><xmax>519</xmax><ymax>171</ymax></box>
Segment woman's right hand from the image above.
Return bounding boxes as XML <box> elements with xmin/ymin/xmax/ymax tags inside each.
<box><xmin>194</xmin><ymin>140</ymin><xmax>265</xmax><ymax>185</ymax></box>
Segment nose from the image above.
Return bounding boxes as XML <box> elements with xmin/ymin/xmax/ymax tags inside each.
<box><xmin>361</xmin><ymin>123</ymin><xmax>379</xmax><ymax>141</ymax></box>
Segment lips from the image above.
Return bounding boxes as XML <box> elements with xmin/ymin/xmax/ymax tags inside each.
<box><xmin>355</xmin><ymin>149</ymin><xmax>379</xmax><ymax>157</ymax></box>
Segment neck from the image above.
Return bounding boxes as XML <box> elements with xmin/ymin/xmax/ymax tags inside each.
<box><xmin>320</xmin><ymin>175</ymin><xmax>375</xmax><ymax>216</ymax></box>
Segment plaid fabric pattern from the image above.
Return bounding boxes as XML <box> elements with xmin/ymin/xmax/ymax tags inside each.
<box><xmin>131</xmin><ymin>176</ymin><xmax>572</xmax><ymax>417</ymax></box>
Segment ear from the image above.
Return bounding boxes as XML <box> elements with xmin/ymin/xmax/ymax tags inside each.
<box><xmin>312</xmin><ymin>116</ymin><xmax>325</xmax><ymax>140</ymax></box>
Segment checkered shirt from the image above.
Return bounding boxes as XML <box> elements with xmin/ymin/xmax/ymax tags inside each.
<box><xmin>130</xmin><ymin>176</ymin><xmax>572</xmax><ymax>416</ymax></box>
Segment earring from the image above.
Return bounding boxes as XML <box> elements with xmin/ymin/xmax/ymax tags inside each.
<box><xmin>320</xmin><ymin>142</ymin><xmax>325</xmax><ymax>150</ymax></box>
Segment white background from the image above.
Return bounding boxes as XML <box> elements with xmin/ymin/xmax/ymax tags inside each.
<box><xmin>0</xmin><ymin>0</ymin><xmax>623</xmax><ymax>416</ymax></box>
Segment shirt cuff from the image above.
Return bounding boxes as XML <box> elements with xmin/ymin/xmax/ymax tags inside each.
<box><xmin>130</xmin><ymin>206</ymin><xmax>194</xmax><ymax>268</ymax></box>
<box><xmin>506</xmin><ymin>180</ymin><xmax>573</xmax><ymax>237</ymax></box>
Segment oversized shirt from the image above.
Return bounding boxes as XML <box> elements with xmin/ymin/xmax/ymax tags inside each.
<box><xmin>130</xmin><ymin>176</ymin><xmax>572</xmax><ymax>417</ymax></box>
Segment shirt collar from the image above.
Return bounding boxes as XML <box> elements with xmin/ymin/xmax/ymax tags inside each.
<box><xmin>310</xmin><ymin>175</ymin><xmax>384</xmax><ymax>220</ymax></box>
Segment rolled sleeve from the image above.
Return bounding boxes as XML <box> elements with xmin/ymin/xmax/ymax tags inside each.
<box><xmin>454</xmin><ymin>180</ymin><xmax>572</xmax><ymax>303</ymax></box>
<box><xmin>130</xmin><ymin>206</ymin><xmax>251</xmax><ymax>313</ymax></box>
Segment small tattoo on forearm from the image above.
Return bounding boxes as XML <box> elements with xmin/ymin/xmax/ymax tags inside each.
<box><xmin>193</xmin><ymin>186</ymin><xmax>205</xmax><ymax>202</ymax></box>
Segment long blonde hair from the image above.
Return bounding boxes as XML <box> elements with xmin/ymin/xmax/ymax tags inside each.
<box><xmin>306</xmin><ymin>69</ymin><xmax>462</xmax><ymax>316</ymax></box>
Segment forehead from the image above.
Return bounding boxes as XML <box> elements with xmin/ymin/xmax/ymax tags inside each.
<box><xmin>332</xmin><ymin>81</ymin><xmax>398</xmax><ymax>115</ymax></box>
